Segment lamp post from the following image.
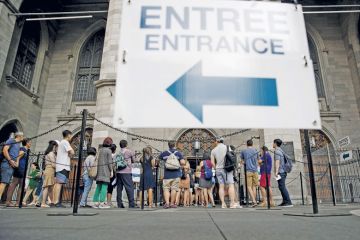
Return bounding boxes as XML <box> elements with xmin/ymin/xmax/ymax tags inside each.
<box><xmin>193</xmin><ymin>139</ymin><xmax>201</xmax><ymax>167</ymax></box>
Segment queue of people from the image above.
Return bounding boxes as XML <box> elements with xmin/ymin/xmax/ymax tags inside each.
<box><xmin>0</xmin><ymin>129</ymin><xmax>293</xmax><ymax>209</ymax></box>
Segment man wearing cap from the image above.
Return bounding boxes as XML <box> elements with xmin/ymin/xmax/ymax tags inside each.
<box><xmin>53</xmin><ymin>130</ymin><xmax>74</xmax><ymax>208</ymax></box>
<box><xmin>0</xmin><ymin>132</ymin><xmax>24</xmax><ymax>199</ymax></box>
<box><xmin>211</xmin><ymin>137</ymin><xmax>237</xmax><ymax>208</ymax></box>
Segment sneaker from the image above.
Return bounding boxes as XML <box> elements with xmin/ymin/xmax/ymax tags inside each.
<box><xmin>207</xmin><ymin>204</ymin><xmax>212</xmax><ymax>208</ymax></box>
<box><xmin>282</xmin><ymin>203</ymin><xmax>294</xmax><ymax>208</ymax></box>
<box><xmin>55</xmin><ymin>203</ymin><xmax>66</xmax><ymax>208</ymax></box>
<box><xmin>92</xmin><ymin>204</ymin><xmax>100</xmax><ymax>209</ymax></box>
<box><xmin>99</xmin><ymin>203</ymin><xmax>111</xmax><ymax>209</ymax></box>
<box><xmin>221</xmin><ymin>204</ymin><xmax>227</xmax><ymax>209</ymax></box>
<box><xmin>278</xmin><ymin>202</ymin><xmax>286</xmax><ymax>207</ymax></box>
<box><xmin>163</xmin><ymin>203</ymin><xmax>170</xmax><ymax>209</ymax></box>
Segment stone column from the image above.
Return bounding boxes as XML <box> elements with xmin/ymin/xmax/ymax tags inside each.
<box><xmin>93</xmin><ymin>0</ymin><xmax>126</xmax><ymax>148</ymax></box>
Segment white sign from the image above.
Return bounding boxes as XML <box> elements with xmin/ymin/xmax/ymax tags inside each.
<box><xmin>114</xmin><ymin>0</ymin><xmax>321</xmax><ymax>129</ymax></box>
<box><xmin>338</xmin><ymin>136</ymin><xmax>351</xmax><ymax>148</ymax></box>
<box><xmin>340</xmin><ymin>150</ymin><xmax>353</xmax><ymax>162</ymax></box>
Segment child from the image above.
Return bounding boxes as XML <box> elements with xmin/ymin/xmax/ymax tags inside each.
<box><xmin>22</xmin><ymin>163</ymin><xmax>41</xmax><ymax>206</ymax></box>
<box><xmin>178</xmin><ymin>160</ymin><xmax>190</xmax><ymax>207</ymax></box>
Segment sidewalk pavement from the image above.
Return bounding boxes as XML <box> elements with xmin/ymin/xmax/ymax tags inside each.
<box><xmin>0</xmin><ymin>204</ymin><xmax>359</xmax><ymax>240</ymax></box>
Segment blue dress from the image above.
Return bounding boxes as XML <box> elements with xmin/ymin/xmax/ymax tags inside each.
<box><xmin>140</xmin><ymin>156</ymin><xmax>155</xmax><ymax>190</ymax></box>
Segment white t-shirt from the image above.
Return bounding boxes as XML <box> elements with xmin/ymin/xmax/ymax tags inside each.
<box><xmin>56</xmin><ymin>139</ymin><xmax>73</xmax><ymax>172</ymax></box>
<box><xmin>211</xmin><ymin>143</ymin><xmax>227</xmax><ymax>170</ymax></box>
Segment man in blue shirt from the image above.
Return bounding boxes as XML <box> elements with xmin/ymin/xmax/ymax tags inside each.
<box><xmin>240</xmin><ymin>139</ymin><xmax>259</xmax><ymax>207</ymax></box>
<box><xmin>0</xmin><ymin>132</ymin><xmax>24</xmax><ymax>199</ymax></box>
<box><xmin>159</xmin><ymin>141</ymin><xmax>185</xmax><ymax>209</ymax></box>
<box><xmin>274</xmin><ymin>139</ymin><xmax>293</xmax><ymax>207</ymax></box>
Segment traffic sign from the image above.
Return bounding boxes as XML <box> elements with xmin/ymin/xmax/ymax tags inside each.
<box><xmin>114</xmin><ymin>0</ymin><xmax>321</xmax><ymax>129</ymax></box>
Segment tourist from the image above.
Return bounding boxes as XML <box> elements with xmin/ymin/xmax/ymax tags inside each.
<box><xmin>199</xmin><ymin>152</ymin><xmax>214</xmax><ymax>208</ymax></box>
<box><xmin>240</xmin><ymin>139</ymin><xmax>259</xmax><ymax>207</ymax></box>
<box><xmin>54</xmin><ymin>130</ymin><xmax>74</xmax><ymax>208</ymax></box>
<box><xmin>273</xmin><ymin>139</ymin><xmax>293</xmax><ymax>207</ymax></box>
<box><xmin>40</xmin><ymin>140</ymin><xmax>58</xmax><ymax>207</ymax></box>
<box><xmin>0</xmin><ymin>132</ymin><xmax>24</xmax><ymax>199</ymax></box>
<box><xmin>139</xmin><ymin>147</ymin><xmax>156</xmax><ymax>208</ymax></box>
<box><xmin>116</xmin><ymin>140</ymin><xmax>136</xmax><ymax>208</ymax></box>
<box><xmin>259</xmin><ymin>146</ymin><xmax>275</xmax><ymax>207</ymax></box>
<box><xmin>159</xmin><ymin>141</ymin><xmax>185</xmax><ymax>209</ymax></box>
<box><xmin>178</xmin><ymin>159</ymin><xmax>190</xmax><ymax>207</ymax></box>
<box><xmin>5</xmin><ymin>138</ymin><xmax>31</xmax><ymax>207</ymax></box>
<box><xmin>93</xmin><ymin>137</ymin><xmax>113</xmax><ymax>209</ymax></box>
<box><xmin>107</xmin><ymin>144</ymin><xmax>117</xmax><ymax>207</ymax></box>
<box><xmin>194</xmin><ymin>162</ymin><xmax>203</xmax><ymax>207</ymax></box>
<box><xmin>211</xmin><ymin>137</ymin><xmax>238</xmax><ymax>208</ymax></box>
<box><xmin>22</xmin><ymin>163</ymin><xmax>41</xmax><ymax>205</ymax></box>
<box><xmin>80</xmin><ymin>147</ymin><xmax>97</xmax><ymax>208</ymax></box>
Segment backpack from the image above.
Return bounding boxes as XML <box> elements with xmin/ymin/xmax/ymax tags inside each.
<box><xmin>115</xmin><ymin>152</ymin><xmax>127</xmax><ymax>171</ymax></box>
<box><xmin>203</xmin><ymin>160</ymin><xmax>213</xmax><ymax>180</ymax></box>
<box><xmin>283</xmin><ymin>151</ymin><xmax>293</xmax><ymax>173</ymax></box>
<box><xmin>224</xmin><ymin>146</ymin><xmax>236</xmax><ymax>172</ymax></box>
<box><xmin>165</xmin><ymin>151</ymin><xmax>180</xmax><ymax>170</ymax></box>
<box><xmin>88</xmin><ymin>156</ymin><xmax>98</xmax><ymax>179</ymax></box>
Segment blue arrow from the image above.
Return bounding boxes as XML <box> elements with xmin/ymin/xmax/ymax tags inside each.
<box><xmin>166</xmin><ymin>61</ymin><xmax>279</xmax><ymax>123</ymax></box>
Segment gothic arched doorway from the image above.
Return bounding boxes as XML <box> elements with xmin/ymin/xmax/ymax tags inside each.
<box><xmin>300</xmin><ymin>130</ymin><xmax>337</xmax><ymax>203</ymax></box>
<box><xmin>0</xmin><ymin>120</ymin><xmax>22</xmax><ymax>143</ymax></box>
<box><xmin>176</xmin><ymin>128</ymin><xmax>216</xmax><ymax>160</ymax></box>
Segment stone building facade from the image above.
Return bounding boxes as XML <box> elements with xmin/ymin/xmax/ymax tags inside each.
<box><xmin>1</xmin><ymin>0</ymin><xmax>360</xmax><ymax>203</ymax></box>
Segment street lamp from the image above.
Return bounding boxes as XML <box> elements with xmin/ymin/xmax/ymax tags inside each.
<box><xmin>193</xmin><ymin>139</ymin><xmax>201</xmax><ymax>168</ymax></box>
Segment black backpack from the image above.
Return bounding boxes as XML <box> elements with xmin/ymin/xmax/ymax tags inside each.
<box><xmin>224</xmin><ymin>146</ymin><xmax>236</xmax><ymax>172</ymax></box>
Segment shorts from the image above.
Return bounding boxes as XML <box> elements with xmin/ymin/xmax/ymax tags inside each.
<box><xmin>216</xmin><ymin>170</ymin><xmax>234</xmax><ymax>185</ymax></box>
<box><xmin>13</xmin><ymin>168</ymin><xmax>25</xmax><ymax>179</ymax></box>
<box><xmin>56</xmin><ymin>169</ymin><xmax>70</xmax><ymax>184</ymax></box>
<box><xmin>260</xmin><ymin>173</ymin><xmax>271</xmax><ymax>188</ymax></box>
<box><xmin>199</xmin><ymin>178</ymin><xmax>213</xmax><ymax>189</ymax></box>
<box><xmin>0</xmin><ymin>160</ymin><xmax>14</xmax><ymax>184</ymax></box>
<box><xmin>246</xmin><ymin>172</ymin><xmax>259</xmax><ymax>188</ymax></box>
<box><xmin>163</xmin><ymin>178</ymin><xmax>180</xmax><ymax>192</ymax></box>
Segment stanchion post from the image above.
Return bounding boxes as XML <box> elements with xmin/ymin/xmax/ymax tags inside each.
<box><xmin>155</xmin><ymin>164</ymin><xmax>158</xmax><ymax>207</ymax></box>
<box><xmin>264</xmin><ymin>151</ymin><xmax>271</xmax><ymax>209</ymax></box>
<box><xmin>141</xmin><ymin>156</ymin><xmax>145</xmax><ymax>210</ymax></box>
<box><xmin>238</xmin><ymin>170</ymin><xmax>241</xmax><ymax>205</ymax></box>
<box><xmin>304</xmin><ymin>130</ymin><xmax>318</xmax><ymax>214</ymax></box>
<box><xmin>70</xmin><ymin>165</ymin><xmax>77</xmax><ymax>207</ymax></box>
<box><xmin>244</xmin><ymin>163</ymin><xmax>249</xmax><ymax>206</ymax></box>
<box><xmin>73</xmin><ymin>109</ymin><xmax>87</xmax><ymax>214</ymax></box>
<box><xmin>300</xmin><ymin>172</ymin><xmax>305</xmax><ymax>205</ymax></box>
<box><xmin>19</xmin><ymin>149</ymin><xmax>31</xmax><ymax>209</ymax></box>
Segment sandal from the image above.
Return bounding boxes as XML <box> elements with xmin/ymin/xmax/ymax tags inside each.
<box><xmin>41</xmin><ymin>204</ymin><xmax>50</xmax><ymax>208</ymax></box>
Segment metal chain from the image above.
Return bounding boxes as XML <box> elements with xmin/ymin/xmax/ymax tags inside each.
<box><xmin>88</xmin><ymin>113</ymin><xmax>250</xmax><ymax>142</ymax></box>
<box><xmin>0</xmin><ymin>117</ymin><xmax>78</xmax><ymax>147</ymax></box>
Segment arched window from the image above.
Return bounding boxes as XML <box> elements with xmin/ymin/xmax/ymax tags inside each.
<box><xmin>73</xmin><ymin>29</ymin><xmax>105</xmax><ymax>102</ymax></box>
<box><xmin>12</xmin><ymin>21</ymin><xmax>40</xmax><ymax>89</ymax></box>
<box><xmin>308</xmin><ymin>35</ymin><xmax>326</xmax><ymax>98</ymax></box>
<box><xmin>176</xmin><ymin>129</ymin><xmax>216</xmax><ymax>157</ymax></box>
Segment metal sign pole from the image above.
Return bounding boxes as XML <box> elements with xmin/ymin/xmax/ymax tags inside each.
<box><xmin>304</xmin><ymin>130</ymin><xmax>319</xmax><ymax>214</ymax></box>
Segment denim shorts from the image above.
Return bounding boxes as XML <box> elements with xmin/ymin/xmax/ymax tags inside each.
<box><xmin>216</xmin><ymin>170</ymin><xmax>234</xmax><ymax>185</ymax></box>
<box><xmin>0</xmin><ymin>160</ymin><xmax>14</xmax><ymax>184</ymax></box>
<box><xmin>56</xmin><ymin>169</ymin><xmax>70</xmax><ymax>184</ymax></box>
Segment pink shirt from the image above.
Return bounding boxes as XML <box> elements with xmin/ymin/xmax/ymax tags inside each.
<box><xmin>117</xmin><ymin>148</ymin><xmax>135</xmax><ymax>174</ymax></box>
